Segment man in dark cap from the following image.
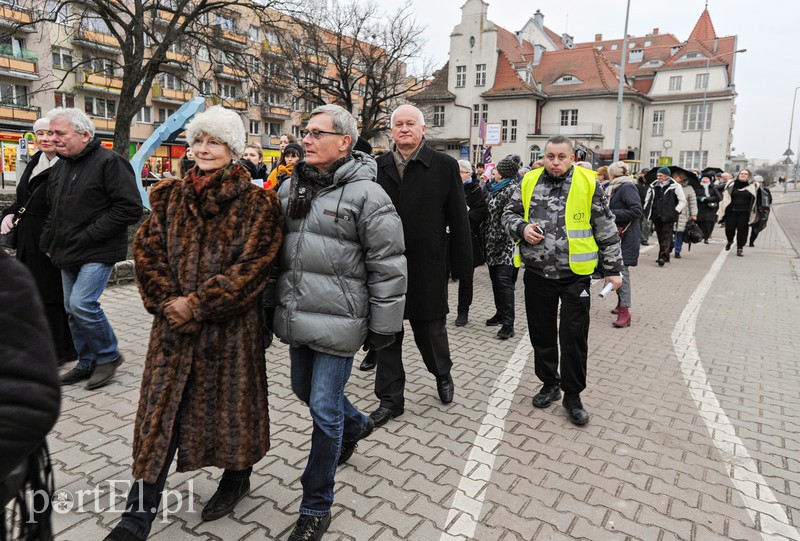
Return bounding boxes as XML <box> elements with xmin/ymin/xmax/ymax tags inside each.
<box><xmin>644</xmin><ymin>167</ymin><xmax>686</xmax><ymax>266</ymax></box>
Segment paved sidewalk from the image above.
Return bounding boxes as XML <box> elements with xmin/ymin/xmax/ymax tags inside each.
<box><xmin>46</xmin><ymin>199</ymin><xmax>800</xmax><ymax>540</ymax></box>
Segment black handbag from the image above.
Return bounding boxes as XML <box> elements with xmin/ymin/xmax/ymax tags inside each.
<box><xmin>0</xmin><ymin>183</ymin><xmax>45</xmax><ymax>250</ymax></box>
<box><xmin>684</xmin><ymin>220</ymin><xmax>704</xmax><ymax>244</ymax></box>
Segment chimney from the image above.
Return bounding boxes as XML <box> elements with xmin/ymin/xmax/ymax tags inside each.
<box><xmin>533</xmin><ymin>9</ymin><xmax>544</xmax><ymax>28</ymax></box>
<box><xmin>533</xmin><ymin>44</ymin><xmax>545</xmax><ymax>65</ymax></box>
<box><xmin>515</xmin><ymin>31</ymin><xmax>524</xmax><ymax>45</ymax></box>
<box><xmin>595</xmin><ymin>33</ymin><xmax>602</xmax><ymax>42</ymax></box>
<box><xmin>652</xmin><ymin>27</ymin><xmax>659</xmax><ymax>35</ymax></box>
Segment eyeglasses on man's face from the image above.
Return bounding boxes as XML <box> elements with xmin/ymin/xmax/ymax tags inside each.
<box><xmin>300</xmin><ymin>129</ymin><xmax>345</xmax><ymax>140</ymax></box>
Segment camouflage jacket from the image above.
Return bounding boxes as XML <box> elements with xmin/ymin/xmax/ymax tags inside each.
<box><xmin>501</xmin><ymin>166</ymin><xmax>623</xmax><ymax>280</ymax></box>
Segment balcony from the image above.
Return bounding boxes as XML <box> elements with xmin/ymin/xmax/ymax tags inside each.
<box><xmin>260</xmin><ymin>103</ymin><xmax>292</xmax><ymax>119</ymax></box>
<box><xmin>261</xmin><ymin>40</ymin><xmax>282</xmax><ymax>58</ymax></box>
<box><xmin>0</xmin><ymin>48</ymin><xmax>38</xmax><ymax>80</ymax></box>
<box><xmin>205</xmin><ymin>95</ymin><xmax>248</xmax><ymax>111</ymax></box>
<box><xmin>75</xmin><ymin>71</ymin><xmax>124</xmax><ymax>94</ymax></box>
<box><xmin>0</xmin><ymin>4</ymin><xmax>35</xmax><ymax>32</ymax></box>
<box><xmin>164</xmin><ymin>50</ymin><xmax>190</xmax><ymax>66</ymax></box>
<box><xmin>151</xmin><ymin>83</ymin><xmax>193</xmax><ymax>103</ymax></box>
<box><xmin>72</xmin><ymin>23</ymin><xmax>120</xmax><ymax>53</ymax></box>
<box><xmin>153</xmin><ymin>9</ymin><xmax>186</xmax><ymax>27</ymax></box>
<box><xmin>214</xmin><ymin>64</ymin><xmax>247</xmax><ymax>81</ymax></box>
<box><xmin>535</xmin><ymin>122</ymin><xmax>604</xmax><ymax>137</ymax></box>
<box><xmin>212</xmin><ymin>26</ymin><xmax>248</xmax><ymax>49</ymax></box>
<box><xmin>90</xmin><ymin>117</ymin><xmax>116</xmax><ymax>132</ymax></box>
<box><xmin>0</xmin><ymin>102</ymin><xmax>39</xmax><ymax>123</ymax></box>
<box><xmin>264</xmin><ymin>74</ymin><xmax>292</xmax><ymax>91</ymax></box>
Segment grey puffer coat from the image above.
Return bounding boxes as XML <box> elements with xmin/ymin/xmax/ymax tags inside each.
<box><xmin>676</xmin><ymin>182</ymin><xmax>698</xmax><ymax>232</ymax></box>
<box><xmin>274</xmin><ymin>152</ymin><xmax>407</xmax><ymax>357</ymax></box>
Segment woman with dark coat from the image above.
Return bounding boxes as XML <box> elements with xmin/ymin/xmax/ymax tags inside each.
<box><xmin>103</xmin><ymin>106</ymin><xmax>283</xmax><ymax>541</ymax></box>
<box><xmin>606</xmin><ymin>161</ymin><xmax>642</xmax><ymax>327</ymax></box>
<box><xmin>483</xmin><ymin>156</ymin><xmax>519</xmax><ymax>340</ymax></box>
<box><xmin>718</xmin><ymin>168</ymin><xmax>760</xmax><ymax>257</ymax></box>
<box><xmin>1</xmin><ymin>118</ymin><xmax>76</xmax><ymax>363</ymax></box>
<box><xmin>454</xmin><ymin>159</ymin><xmax>489</xmax><ymax>326</ymax></box>
<box><xmin>695</xmin><ymin>175</ymin><xmax>722</xmax><ymax>243</ymax></box>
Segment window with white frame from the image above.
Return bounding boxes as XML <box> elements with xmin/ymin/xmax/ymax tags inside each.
<box><xmin>473</xmin><ymin>104</ymin><xmax>479</xmax><ymax>126</ymax></box>
<box><xmin>85</xmin><ymin>96</ymin><xmax>116</xmax><ymax>118</ymax></box>
<box><xmin>669</xmin><ymin>76</ymin><xmax>682</xmax><ymax>91</ymax></box>
<box><xmin>216</xmin><ymin>14</ymin><xmax>235</xmax><ymax>31</ymax></box>
<box><xmin>199</xmin><ymin>79</ymin><xmax>212</xmax><ymax>96</ymax></box>
<box><xmin>510</xmin><ymin>119</ymin><xmax>517</xmax><ymax>142</ymax></box>
<box><xmin>248</xmin><ymin>25</ymin><xmax>260</xmax><ymax>42</ymax></box>
<box><xmin>456</xmin><ymin>65</ymin><xmax>466</xmax><ymax>88</ymax></box>
<box><xmin>158</xmin><ymin>107</ymin><xmax>176</xmax><ymax>123</ymax></box>
<box><xmin>560</xmin><ymin>109</ymin><xmax>578</xmax><ymax>126</ymax></box>
<box><xmin>501</xmin><ymin>120</ymin><xmax>508</xmax><ymax>143</ymax></box>
<box><xmin>159</xmin><ymin>72</ymin><xmax>182</xmax><ymax>90</ymax></box>
<box><xmin>249</xmin><ymin>119</ymin><xmax>260</xmax><ymax>135</ymax></box>
<box><xmin>682</xmin><ymin>103</ymin><xmax>712</xmax><ymax>131</ymax></box>
<box><xmin>81</xmin><ymin>12</ymin><xmax>111</xmax><ymax>34</ymax></box>
<box><xmin>267</xmin><ymin>91</ymin><xmax>282</xmax><ymax>104</ymax></box>
<box><xmin>0</xmin><ymin>83</ymin><xmax>27</xmax><ymax>106</ymax></box>
<box><xmin>481</xmin><ymin>103</ymin><xmax>488</xmax><ymax>123</ymax></box>
<box><xmin>649</xmin><ymin>150</ymin><xmax>662</xmax><ymax>168</ymax></box>
<box><xmin>198</xmin><ymin>47</ymin><xmax>210</xmax><ymax>61</ymax></box>
<box><xmin>249</xmin><ymin>88</ymin><xmax>260</xmax><ymax>104</ymax></box>
<box><xmin>475</xmin><ymin>64</ymin><xmax>486</xmax><ymax>86</ymax></box>
<box><xmin>695</xmin><ymin>73</ymin><xmax>708</xmax><ymax>90</ymax></box>
<box><xmin>46</xmin><ymin>0</ymin><xmax>69</xmax><ymax>25</ymax></box>
<box><xmin>137</xmin><ymin>106</ymin><xmax>152</xmax><ymax>123</ymax></box>
<box><xmin>51</xmin><ymin>47</ymin><xmax>73</xmax><ymax>69</ymax></box>
<box><xmin>679</xmin><ymin>151</ymin><xmax>707</xmax><ymax>170</ymax></box>
<box><xmin>629</xmin><ymin>49</ymin><xmax>643</xmax><ymax>63</ymax></box>
<box><xmin>652</xmin><ymin>110</ymin><xmax>664</xmax><ymax>136</ymax></box>
<box><xmin>267</xmin><ymin>122</ymin><xmax>280</xmax><ymax>136</ymax></box>
<box><xmin>433</xmin><ymin>105</ymin><xmax>445</xmax><ymax>127</ymax></box>
<box><xmin>219</xmin><ymin>82</ymin><xmax>238</xmax><ymax>99</ymax></box>
<box><xmin>54</xmin><ymin>92</ymin><xmax>74</xmax><ymax>108</ymax></box>
<box><xmin>530</xmin><ymin>144</ymin><xmax>541</xmax><ymax>163</ymax></box>
<box><xmin>86</xmin><ymin>57</ymin><xmax>114</xmax><ymax>75</ymax></box>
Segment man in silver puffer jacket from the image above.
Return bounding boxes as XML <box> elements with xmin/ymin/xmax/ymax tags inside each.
<box><xmin>274</xmin><ymin>104</ymin><xmax>407</xmax><ymax>541</ymax></box>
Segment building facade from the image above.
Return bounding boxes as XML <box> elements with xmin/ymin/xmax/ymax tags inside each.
<box><xmin>412</xmin><ymin>0</ymin><xmax>741</xmax><ymax>172</ymax></box>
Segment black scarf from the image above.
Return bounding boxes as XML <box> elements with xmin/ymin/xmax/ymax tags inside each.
<box><xmin>287</xmin><ymin>156</ymin><xmax>352</xmax><ymax>219</ymax></box>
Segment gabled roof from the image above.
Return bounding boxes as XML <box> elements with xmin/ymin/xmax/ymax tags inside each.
<box><xmin>495</xmin><ymin>25</ymin><xmax>535</xmax><ymax>63</ymax></box>
<box><xmin>482</xmin><ymin>50</ymin><xmax>538</xmax><ymax>97</ymax></box>
<box><xmin>409</xmin><ymin>62</ymin><xmax>455</xmax><ymax>102</ymax></box>
<box><xmin>688</xmin><ymin>8</ymin><xmax>717</xmax><ymax>42</ymax></box>
<box><xmin>533</xmin><ymin>47</ymin><xmax>638</xmax><ymax>97</ymax></box>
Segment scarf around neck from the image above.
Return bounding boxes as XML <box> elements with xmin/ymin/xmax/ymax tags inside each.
<box><xmin>287</xmin><ymin>156</ymin><xmax>352</xmax><ymax>219</ymax></box>
<box><xmin>185</xmin><ymin>162</ymin><xmax>238</xmax><ymax>194</ymax></box>
<box><xmin>489</xmin><ymin>177</ymin><xmax>513</xmax><ymax>193</ymax></box>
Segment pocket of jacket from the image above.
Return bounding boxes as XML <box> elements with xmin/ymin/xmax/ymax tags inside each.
<box><xmin>338</xmin><ymin>275</ymin><xmax>356</xmax><ymax>315</ymax></box>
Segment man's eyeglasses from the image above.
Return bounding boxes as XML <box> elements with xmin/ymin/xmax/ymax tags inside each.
<box><xmin>300</xmin><ymin>129</ymin><xmax>345</xmax><ymax>139</ymax></box>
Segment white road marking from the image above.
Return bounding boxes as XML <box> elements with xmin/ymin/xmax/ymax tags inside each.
<box><xmin>439</xmin><ymin>332</ymin><xmax>532</xmax><ymax>541</ymax></box>
<box><xmin>672</xmin><ymin>248</ymin><xmax>800</xmax><ymax>541</ymax></box>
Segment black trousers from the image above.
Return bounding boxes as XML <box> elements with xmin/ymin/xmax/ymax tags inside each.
<box><xmin>456</xmin><ymin>267</ymin><xmax>474</xmax><ymax>312</ymax></box>
<box><xmin>697</xmin><ymin>219</ymin><xmax>715</xmax><ymax>241</ymax></box>
<box><xmin>373</xmin><ymin>317</ymin><xmax>453</xmax><ymax>410</ymax></box>
<box><xmin>653</xmin><ymin>220</ymin><xmax>674</xmax><ymax>262</ymax></box>
<box><xmin>725</xmin><ymin>211</ymin><xmax>750</xmax><ymax>249</ymax></box>
<box><xmin>524</xmin><ymin>270</ymin><xmax>590</xmax><ymax>395</ymax></box>
<box><xmin>488</xmin><ymin>264</ymin><xmax>515</xmax><ymax>326</ymax></box>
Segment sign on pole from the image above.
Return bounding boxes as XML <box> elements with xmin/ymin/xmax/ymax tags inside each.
<box><xmin>18</xmin><ymin>138</ymin><xmax>27</xmax><ymax>153</ymax></box>
<box><xmin>485</xmin><ymin>123</ymin><xmax>502</xmax><ymax>145</ymax></box>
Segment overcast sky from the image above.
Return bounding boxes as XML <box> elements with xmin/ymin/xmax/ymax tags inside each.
<box><xmin>377</xmin><ymin>0</ymin><xmax>795</xmax><ymax>162</ymax></box>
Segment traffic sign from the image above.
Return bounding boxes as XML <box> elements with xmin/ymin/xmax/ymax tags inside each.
<box><xmin>18</xmin><ymin>138</ymin><xmax>27</xmax><ymax>153</ymax></box>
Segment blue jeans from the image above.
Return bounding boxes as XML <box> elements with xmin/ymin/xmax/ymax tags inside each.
<box><xmin>674</xmin><ymin>231</ymin><xmax>685</xmax><ymax>255</ymax></box>
<box><xmin>61</xmin><ymin>263</ymin><xmax>119</xmax><ymax>370</ymax></box>
<box><xmin>290</xmin><ymin>346</ymin><xmax>368</xmax><ymax>516</ymax></box>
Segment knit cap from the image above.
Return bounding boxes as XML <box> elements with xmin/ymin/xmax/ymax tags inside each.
<box><xmin>496</xmin><ymin>155</ymin><xmax>521</xmax><ymax>180</ymax></box>
<box><xmin>657</xmin><ymin>166</ymin><xmax>671</xmax><ymax>176</ymax></box>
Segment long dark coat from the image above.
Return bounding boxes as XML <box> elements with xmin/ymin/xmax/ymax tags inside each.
<box><xmin>695</xmin><ymin>184</ymin><xmax>722</xmax><ymax>223</ymax></box>
<box><xmin>608</xmin><ymin>179</ymin><xmax>643</xmax><ymax>266</ymax></box>
<box><xmin>376</xmin><ymin>144</ymin><xmax>472</xmax><ymax>320</ymax></box>
<box><xmin>131</xmin><ymin>164</ymin><xmax>283</xmax><ymax>484</ymax></box>
<box><xmin>464</xmin><ymin>179</ymin><xmax>488</xmax><ymax>267</ymax></box>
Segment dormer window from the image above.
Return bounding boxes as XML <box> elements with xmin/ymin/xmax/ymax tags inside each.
<box><xmin>678</xmin><ymin>52</ymin><xmax>704</xmax><ymax>62</ymax></box>
<box><xmin>670</xmin><ymin>45</ymin><xmax>681</xmax><ymax>55</ymax></box>
<box><xmin>611</xmin><ymin>44</ymin><xmax>618</xmax><ymax>51</ymax></box>
<box><xmin>555</xmin><ymin>75</ymin><xmax>581</xmax><ymax>85</ymax></box>
<box><xmin>628</xmin><ymin>42</ymin><xmax>636</xmax><ymax>48</ymax></box>
<box><xmin>629</xmin><ymin>49</ymin><xmax>643</xmax><ymax>63</ymax></box>
<box><xmin>644</xmin><ymin>40</ymin><xmax>652</xmax><ymax>47</ymax></box>
<box><xmin>641</xmin><ymin>59</ymin><xmax>664</xmax><ymax>69</ymax></box>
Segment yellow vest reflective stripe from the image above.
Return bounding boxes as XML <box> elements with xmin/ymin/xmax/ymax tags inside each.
<box><xmin>516</xmin><ymin>166</ymin><xmax>599</xmax><ymax>275</ymax></box>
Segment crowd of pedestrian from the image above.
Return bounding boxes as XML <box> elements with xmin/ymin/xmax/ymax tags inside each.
<box><xmin>0</xmin><ymin>101</ymin><xmax>776</xmax><ymax>541</ymax></box>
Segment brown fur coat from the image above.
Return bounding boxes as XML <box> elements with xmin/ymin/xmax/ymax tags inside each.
<box><xmin>131</xmin><ymin>164</ymin><xmax>282</xmax><ymax>483</ymax></box>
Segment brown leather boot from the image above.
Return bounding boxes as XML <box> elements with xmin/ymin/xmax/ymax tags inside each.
<box><xmin>613</xmin><ymin>306</ymin><xmax>631</xmax><ymax>327</ymax></box>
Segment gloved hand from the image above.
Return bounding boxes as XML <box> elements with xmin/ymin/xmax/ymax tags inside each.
<box><xmin>362</xmin><ymin>330</ymin><xmax>396</xmax><ymax>352</ymax></box>
<box><xmin>1</xmin><ymin>214</ymin><xmax>15</xmax><ymax>235</ymax></box>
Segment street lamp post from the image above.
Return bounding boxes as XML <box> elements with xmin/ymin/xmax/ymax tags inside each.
<box><xmin>783</xmin><ymin>86</ymin><xmax>800</xmax><ymax>193</ymax></box>
<box><xmin>612</xmin><ymin>0</ymin><xmax>631</xmax><ymax>163</ymax></box>
<box><xmin>697</xmin><ymin>48</ymin><xmax>746</xmax><ymax>170</ymax></box>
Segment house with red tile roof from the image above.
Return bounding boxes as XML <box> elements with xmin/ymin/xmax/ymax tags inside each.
<box><xmin>411</xmin><ymin>0</ymin><xmax>742</xmax><ymax>172</ymax></box>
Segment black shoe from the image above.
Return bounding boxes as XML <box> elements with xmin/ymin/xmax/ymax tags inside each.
<box><xmin>369</xmin><ymin>405</ymin><xmax>404</xmax><ymax>427</ymax></box>
<box><xmin>748</xmin><ymin>242</ymin><xmax>754</xmax><ymax>247</ymax></box>
<box><xmin>737</xmin><ymin>248</ymin><xmax>743</xmax><ymax>257</ymax></box>
<box><xmin>703</xmin><ymin>239</ymin><xmax>709</xmax><ymax>244</ymax></box>
<box><xmin>201</xmin><ymin>480</ymin><xmax>250</xmax><ymax>521</ymax></box>
<box><xmin>656</xmin><ymin>258</ymin><xmax>665</xmax><ymax>267</ymax></box>
<box><xmin>640</xmin><ymin>240</ymin><xmax>649</xmax><ymax>246</ymax></box>
<box><xmin>563</xmin><ymin>394</ymin><xmax>589</xmax><ymax>425</ymax></box>
<box><xmin>455</xmin><ymin>310</ymin><xmax>468</xmax><ymax>326</ymax></box>
<box><xmin>288</xmin><ymin>513</ymin><xmax>331</xmax><ymax>541</ymax></box>
<box><xmin>61</xmin><ymin>367</ymin><xmax>93</xmax><ymax>385</ymax></box>
<box><xmin>725</xmin><ymin>242</ymin><xmax>732</xmax><ymax>251</ymax></box>
<box><xmin>485</xmin><ymin>314</ymin><xmax>501</xmax><ymax>326</ymax></box>
<box><xmin>436</xmin><ymin>374</ymin><xmax>454</xmax><ymax>404</ymax></box>
<box><xmin>338</xmin><ymin>417</ymin><xmax>375</xmax><ymax>466</ymax></box>
<box><xmin>674</xmin><ymin>252</ymin><xmax>681</xmax><ymax>259</ymax></box>
<box><xmin>532</xmin><ymin>384</ymin><xmax>561</xmax><ymax>408</ymax></box>
<box><xmin>86</xmin><ymin>355</ymin><xmax>124</xmax><ymax>390</ymax></box>
<box><xmin>496</xmin><ymin>325</ymin><xmax>515</xmax><ymax>340</ymax></box>
<box><xmin>103</xmin><ymin>527</ymin><xmax>144</xmax><ymax>541</ymax></box>
<box><xmin>358</xmin><ymin>355</ymin><xmax>376</xmax><ymax>371</ymax></box>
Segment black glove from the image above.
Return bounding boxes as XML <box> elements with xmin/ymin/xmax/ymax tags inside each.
<box><xmin>362</xmin><ymin>331</ymin><xmax>395</xmax><ymax>352</ymax></box>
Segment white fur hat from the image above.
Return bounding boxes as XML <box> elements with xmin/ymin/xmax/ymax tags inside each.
<box><xmin>33</xmin><ymin>118</ymin><xmax>49</xmax><ymax>132</ymax></box>
<box><xmin>185</xmin><ymin>106</ymin><xmax>246</xmax><ymax>159</ymax></box>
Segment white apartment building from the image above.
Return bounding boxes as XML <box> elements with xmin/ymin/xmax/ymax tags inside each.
<box><xmin>412</xmin><ymin>0</ymin><xmax>741</xmax><ymax>172</ymax></box>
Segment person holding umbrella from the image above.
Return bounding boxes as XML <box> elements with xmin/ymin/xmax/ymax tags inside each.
<box><xmin>695</xmin><ymin>175</ymin><xmax>722</xmax><ymax>243</ymax></box>
<box><xmin>644</xmin><ymin>166</ymin><xmax>686</xmax><ymax>266</ymax></box>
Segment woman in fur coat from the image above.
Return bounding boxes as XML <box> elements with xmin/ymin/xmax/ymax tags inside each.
<box><xmin>104</xmin><ymin>106</ymin><xmax>283</xmax><ymax>541</ymax></box>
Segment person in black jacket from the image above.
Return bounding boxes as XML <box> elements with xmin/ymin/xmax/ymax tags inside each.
<box><xmin>644</xmin><ymin>167</ymin><xmax>686</xmax><ymax>266</ymax></box>
<box><xmin>454</xmin><ymin>159</ymin><xmax>489</xmax><ymax>326</ymax></box>
<box><xmin>40</xmin><ymin>107</ymin><xmax>143</xmax><ymax>390</ymax></box>
<box><xmin>0</xmin><ymin>252</ymin><xmax>60</xmax><ymax>541</ymax></box>
<box><xmin>695</xmin><ymin>174</ymin><xmax>722</xmax><ymax>243</ymax></box>
<box><xmin>1</xmin><ymin>118</ymin><xmax>76</xmax><ymax>364</ymax></box>
<box><xmin>368</xmin><ymin>104</ymin><xmax>472</xmax><ymax>426</ymax></box>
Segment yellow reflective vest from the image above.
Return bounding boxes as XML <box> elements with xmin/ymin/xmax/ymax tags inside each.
<box><xmin>515</xmin><ymin>166</ymin><xmax>599</xmax><ymax>275</ymax></box>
